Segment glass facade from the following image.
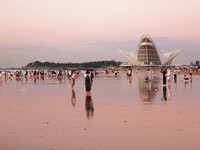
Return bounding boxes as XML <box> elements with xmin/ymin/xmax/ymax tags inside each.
<box><xmin>137</xmin><ymin>38</ymin><xmax>161</xmax><ymax>65</ymax></box>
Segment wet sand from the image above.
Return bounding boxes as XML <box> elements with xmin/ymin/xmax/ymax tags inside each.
<box><xmin>0</xmin><ymin>72</ymin><xmax>200</xmax><ymax>150</ymax></box>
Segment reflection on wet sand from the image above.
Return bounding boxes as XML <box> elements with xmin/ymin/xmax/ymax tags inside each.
<box><xmin>167</xmin><ymin>82</ymin><xmax>171</xmax><ymax>100</ymax></box>
<box><xmin>70</xmin><ymin>89</ymin><xmax>76</xmax><ymax>107</ymax></box>
<box><xmin>127</xmin><ymin>76</ymin><xmax>132</xmax><ymax>85</ymax></box>
<box><xmin>190</xmin><ymin>76</ymin><xmax>193</xmax><ymax>83</ymax></box>
<box><xmin>184</xmin><ymin>80</ymin><xmax>189</xmax><ymax>87</ymax></box>
<box><xmin>174</xmin><ymin>76</ymin><xmax>177</xmax><ymax>83</ymax></box>
<box><xmin>190</xmin><ymin>76</ymin><xmax>193</xmax><ymax>89</ymax></box>
<box><xmin>161</xmin><ymin>82</ymin><xmax>171</xmax><ymax>101</ymax></box>
<box><xmin>138</xmin><ymin>74</ymin><xmax>160</xmax><ymax>102</ymax></box>
<box><xmin>85</xmin><ymin>95</ymin><xmax>94</xmax><ymax>119</ymax></box>
<box><xmin>162</xmin><ymin>86</ymin><xmax>167</xmax><ymax>101</ymax></box>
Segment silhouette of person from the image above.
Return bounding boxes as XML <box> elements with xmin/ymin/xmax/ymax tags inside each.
<box><xmin>174</xmin><ymin>69</ymin><xmax>177</xmax><ymax>83</ymax></box>
<box><xmin>84</xmin><ymin>69</ymin><xmax>92</xmax><ymax>95</ymax></box>
<box><xmin>190</xmin><ymin>69</ymin><xmax>192</xmax><ymax>76</ymax></box>
<box><xmin>85</xmin><ymin>95</ymin><xmax>94</xmax><ymax>119</ymax></box>
<box><xmin>71</xmin><ymin>89</ymin><xmax>76</xmax><ymax>107</ymax></box>
<box><xmin>90</xmin><ymin>70</ymin><xmax>94</xmax><ymax>83</ymax></box>
<box><xmin>161</xmin><ymin>68</ymin><xmax>167</xmax><ymax>85</ymax></box>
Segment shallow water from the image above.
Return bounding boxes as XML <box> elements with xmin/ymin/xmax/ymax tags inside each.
<box><xmin>0</xmin><ymin>71</ymin><xmax>200</xmax><ymax>150</ymax></box>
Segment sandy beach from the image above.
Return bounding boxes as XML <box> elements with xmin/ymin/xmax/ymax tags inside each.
<box><xmin>0</xmin><ymin>71</ymin><xmax>200</xmax><ymax>150</ymax></box>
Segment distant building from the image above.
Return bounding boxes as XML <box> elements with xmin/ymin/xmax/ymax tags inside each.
<box><xmin>195</xmin><ymin>61</ymin><xmax>200</xmax><ymax>69</ymax></box>
<box><xmin>195</xmin><ymin>61</ymin><xmax>199</xmax><ymax>66</ymax></box>
<box><xmin>119</xmin><ymin>34</ymin><xmax>183</xmax><ymax>66</ymax></box>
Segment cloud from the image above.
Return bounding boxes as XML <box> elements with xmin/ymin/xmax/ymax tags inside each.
<box><xmin>153</xmin><ymin>37</ymin><xmax>200</xmax><ymax>51</ymax></box>
<box><xmin>83</xmin><ymin>40</ymin><xmax>137</xmax><ymax>47</ymax></box>
<box><xmin>64</xmin><ymin>40</ymin><xmax>89</xmax><ymax>43</ymax></box>
<box><xmin>63</xmin><ymin>38</ymin><xmax>200</xmax><ymax>52</ymax></box>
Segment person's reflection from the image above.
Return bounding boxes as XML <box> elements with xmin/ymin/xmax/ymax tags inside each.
<box><xmin>190</xmin><ymin>76</ymin><xmax>192</xmax><ymax>89</ymax></box>
<box><xmin>138</xmin><ymin>75</ymin><xmax>160</xmax><ymax>102</ymax></box>
<box><xmin>167</xmin><ymin>81</ymin><xmax>171</xmax><ymax>100</ymax></box>
<box><xmin>58</xmin><ymin>77</ymin><xmax>63</xmax><ymax>84</ymax></box>
<box><xmin>174</xmin><ymin>80</ymin><xmax>177</xmax><ymax>90</ymax></box>
<box><xmin>34</xmin><ymin>77</ymin><xmax>37</xmax><ymax>84</ymax></box>
<box><xmin>174</xmin><ymin>77</ymin><xmax>177</xmax><ymax>83</ymax></box>
<box><xmin>190</xmin><ymin>76</ymin><xmax>192</xmax><ymax>83</ymax></box>
<box><xmin>128</xmin><ymin>77</ymin><xmax>132</xmax><ymax>85</ymax></box>
<box><xmin>184</xmin><ymin>81</ymin><xmax>189</xmax><ymax>87</ymax></box>
<box><xmin>85</xmin><ymin>95</ymin><xmax>94</xmax><ymax>119</ymax></box>
<box><xmin>71</xmin><ymin>89</ymin><xmax>76</xmax><ymax>107</ymax></box>
<box><xmin>162</xmin><ymin>86</ymin><xmax>167</xmax><ymax>101</ymax></box>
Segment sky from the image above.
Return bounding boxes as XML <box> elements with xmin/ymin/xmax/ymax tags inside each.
<box><xmin>1</xmin><ymin>0</ymin><xmax>200</xmax><ymax>67</ymax></box>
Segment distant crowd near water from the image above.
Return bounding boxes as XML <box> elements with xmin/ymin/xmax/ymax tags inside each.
<box><xmin>0</xmin><ymin>67</ymin><xmax>199</xmax><ymax>85</ymax></box>
<box><xmin>1</xmin><ymin>66</ymin><xmax>199</xmax><ymax>108</ymax></box>
<box><xmin>0</xmin><ymin>67</ymin><xmax>199</xmax><ymax>78</ymax></box>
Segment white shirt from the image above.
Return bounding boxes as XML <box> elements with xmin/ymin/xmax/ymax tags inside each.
<box><xmin>71</xmin><ymin>73</ymin><xmax>76</xmax><ymax>79</ymax></box>
<box><xmin>84</xmin><ymin>73</ymin><xmax>90</xmax><ymax>78</ymax></box>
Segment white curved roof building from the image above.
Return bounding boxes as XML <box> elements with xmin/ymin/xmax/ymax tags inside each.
<box><xmin>119</xmin><ymin>34</ymin><xmax>183</xmax><ymax>66</ymax></box>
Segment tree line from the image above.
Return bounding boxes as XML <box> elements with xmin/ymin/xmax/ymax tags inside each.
<box><xmin>25</xmin><ymin>60</ymin><xmax>122</xmax><ymax>69</ymax></box>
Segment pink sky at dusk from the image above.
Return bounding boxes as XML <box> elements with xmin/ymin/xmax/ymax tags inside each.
<box><xmin>1</xmin><ymin>0</ymin><xmax>200</xmax><ymax>67</ymax></box>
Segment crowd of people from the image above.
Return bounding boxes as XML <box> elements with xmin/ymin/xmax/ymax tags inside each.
<box><xmin>0</xmin><ymin>67</ymin><xmax>195</xmax><ymax>91</ymax></box>
<box><xmin>160</xmin><ymin>68</ymin><xmax>193</xmax><ymax>85</ymax></box>
<box><xmin>0</xmin><ymin>69</ymin><xmax>97</xmax><ymax>94</ymax></box>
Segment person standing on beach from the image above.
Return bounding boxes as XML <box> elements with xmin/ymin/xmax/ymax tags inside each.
<box><xmin>84</xmin><ymin>69</ymin><xmax>92</xmax><ymax>95</ymax></box>
<box><xmin>114</xmin><ymin>70</ymin><xmax>118</xmax><ymax>77</ymax></box>
<box><xmin>189</xmin><ymin>69</ymin><xmax>193</xmax><ymax>76</ymax></box>
<box><xmin>68</xmin><ymin>70</ymin><xmax>72</xmax><ymax>78</ymax></box>
<box><xmin>90</xmin><ymin>70</ymin><xmax>94</xmax><ymax>83</ymax></box>
<box><xmin>70</xmin><ymin>70</ymin><xmax>76</xmax><ymax>88</ymax></box>
<box><xmin>174</xmin><ymin>69</ymin><xmax>178</xmax><ymax>82</ymax></box>
<box><xmin>161</xmin><ymin>68</ymin><xmax>167</xmax><ymax>86</ymax></box>
<box><xmin>167</xmin><ymin>68</ymin><xmax>171</xmax><ymax>81</ymax></box>
<box><xmin>127</xmin><ymin>68</ymin><xmax>132</xmax><ymax>77</ymax></box>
